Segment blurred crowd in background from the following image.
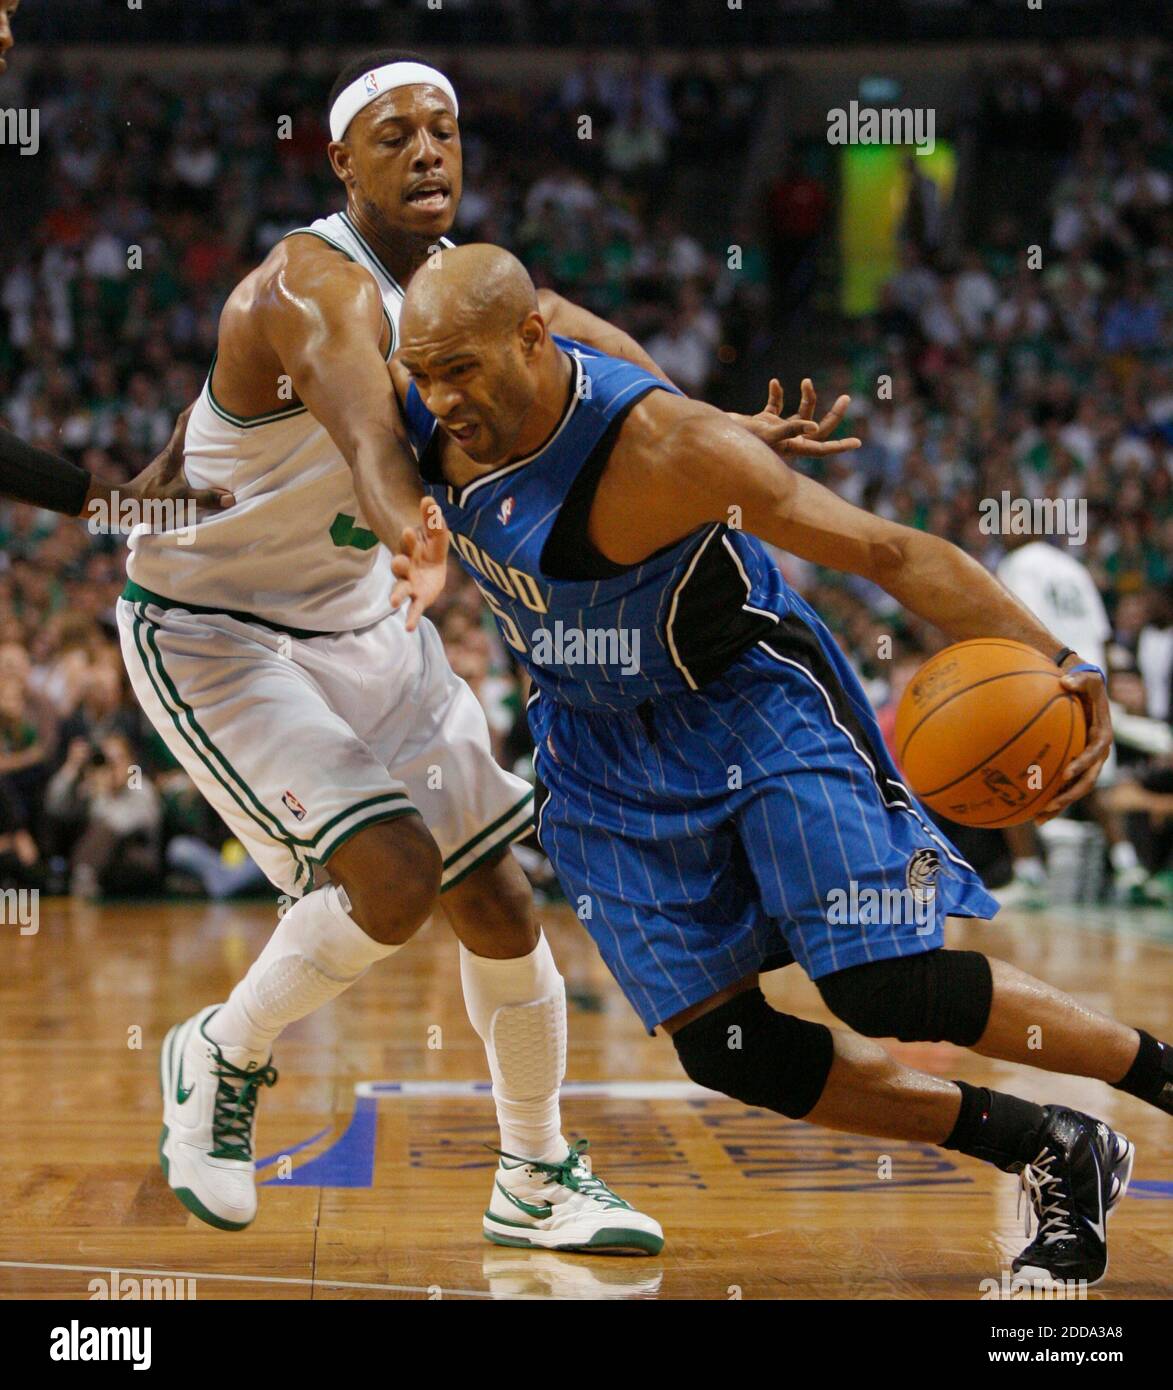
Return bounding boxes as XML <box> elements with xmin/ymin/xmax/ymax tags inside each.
<box><xmin>0</xmin><ymin>42</ymin><xmax>1170</xmax><ymax>905</ymax></box>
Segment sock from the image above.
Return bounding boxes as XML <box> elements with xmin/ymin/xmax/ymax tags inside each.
<box><xmin>206</xmin><ymin>884</ymin><xmax>400</xmax><ymax>1066</ymax></box>
<box><xmin>459</xmin><ymin>930</ymin><xmax>567</xmax><ymax>1164</ymax></box>
<box><xmin>940</xmin><ymin>1080</ymin><xmax>1048</xmax><ymax>1173</ymax></box>
<box><xmin>1013</xmin><ymin>857</ymin><xmax>1045</xmax><ymax>885</ymax></box>
<box><xmin>1109</xmin><ymin>840</ymin><xmax>1140</xmax><ymax>875</ymax></box>
<box><xmin>1112</xmin><ymin>1029</ymin><xmax>1173</xmax><ymax>1115</ymax></box>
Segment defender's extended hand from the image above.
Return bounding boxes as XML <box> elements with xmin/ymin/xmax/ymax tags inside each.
<box><xmin>1037</xmin><ymin>664</ymin><xmax>1114</xmax><ymax>821</ymax></box>
<box><xmin>733</xmin><ymin>378</ymin><xmax>860</xmax><ymax>458</ymax></box>
<box><xmin>391</xmin><ymin>497</ymin><xmax>450</xmax><ymax>631</ymax></box>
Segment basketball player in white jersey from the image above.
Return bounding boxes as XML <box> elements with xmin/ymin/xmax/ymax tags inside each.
<box><xmin>115</xmin><ymin>53</ymin><xmax>677</xmax><ymax>1253</ymax></box>
<box><xmin>111</xmin><ymin>48</ymin><xmax>857</xmax><ymax>1250</ymax></box>
<box><xmin>996</xmin><ymin>534</ymin><xmax>1146</xmax><ymax>903</ymax></box>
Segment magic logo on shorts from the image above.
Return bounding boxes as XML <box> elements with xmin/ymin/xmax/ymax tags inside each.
<box><xmin>906</xmin><ymin>848</ymin><xmax>939</xmax><ymax>905</ymax></box>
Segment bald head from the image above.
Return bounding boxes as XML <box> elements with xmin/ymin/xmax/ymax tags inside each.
<box><xmin>401</xmin><ymin>243</ymin><xmax>538</xmax><ymax>342</ymax></box>
<box><xmin>396</xmin><ymin>243</ymin><xmax>563</xmax><ymax>465</ymax></box>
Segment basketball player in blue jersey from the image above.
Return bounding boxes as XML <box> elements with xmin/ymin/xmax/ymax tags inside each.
<box><xmin>390</xmin><ymin>244</ymin><xmax>1173</xmax><ymax>1287</ymax></box>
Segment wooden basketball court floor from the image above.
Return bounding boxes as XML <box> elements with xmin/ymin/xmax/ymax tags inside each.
<box><xmin>1</xmin><ymin>896</ymin><xmax>1170</xmax><ymax>1301</ymax></box>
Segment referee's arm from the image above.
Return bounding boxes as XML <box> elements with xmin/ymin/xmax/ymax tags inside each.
<box><xmin>0</xmin><ymin>408</ymin><xmax>232</xmax><ymax>517</ymax></box>
<box><xmin>0</xmin><ymin>425</ymin><xmax>95</xmax><ymax>515</ymax></box>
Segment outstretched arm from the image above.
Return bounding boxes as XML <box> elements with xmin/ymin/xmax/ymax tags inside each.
<box><xmin>600</xmin><ymin>394</ymin><xmax>1112</xmax><ymax>815</ymax></box>
<box><xmin>537</xmin><ymin>290</ymin><xmax>858</xmax><ymax>459</ymax></box>
<box><xmin>261</xmin><ymin>243</ymin><xmax>425</xmax><ymax>551</ymax></box>
<box><xmin>0</xmin><ymin>416</ymin><xmax>232</xmax><ymax>518</ymax></box>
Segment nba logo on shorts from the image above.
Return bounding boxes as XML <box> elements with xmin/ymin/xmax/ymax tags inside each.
<box><xmin>498</xmin><ymin>496</ymin><xmax>515</xmax><ymax>526</ymax></box>
<box><xmin>364</xmin><ymin>72</ymin><xmax>380</xmax><ymax>95</ymax></box>
<box><xmin>282</xmin><ymin>789</ymin><xmax>308</xmax><ymax>821</ymax></box>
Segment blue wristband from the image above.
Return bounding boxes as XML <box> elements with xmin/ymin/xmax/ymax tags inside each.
<box><xmin>1067</xmin><ymin>662</ymin><xmax>1104</xmax><ymax>680</ymax></box>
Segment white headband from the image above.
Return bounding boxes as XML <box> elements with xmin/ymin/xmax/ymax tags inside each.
<box><xmin>329</xmin><ymin>62</ymin><xmax>459</xmax><ymax>142</ymax></box>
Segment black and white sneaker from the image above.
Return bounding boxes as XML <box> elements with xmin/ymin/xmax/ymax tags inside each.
<box><xmin>1012</xmin><ymin>1106</ymin><xmax>1134</xmax><ymax>1288</ymax></box>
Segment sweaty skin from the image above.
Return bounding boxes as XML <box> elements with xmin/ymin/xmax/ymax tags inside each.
<box><xmin>393</xmin><ymin>244</ymin><xmax>1114</xmax><ymax>821</ymax></box>
<box><xmin>209</xmin><ymin>83</ymin><xmax>464</xmax><ymax>553</ymax></box>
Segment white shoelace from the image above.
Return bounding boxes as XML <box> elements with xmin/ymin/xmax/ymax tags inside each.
<box><xmin>1018</xmin><ymin>1152</ymin><xmax>1076</xmax><ymax>1246</ymax></box>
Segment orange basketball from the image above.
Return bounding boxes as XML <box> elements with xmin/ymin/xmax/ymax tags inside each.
<box><xmin>893</xmin><ymin>639</ymin><xmax>1087</xmax><ymax>828</ymax></box>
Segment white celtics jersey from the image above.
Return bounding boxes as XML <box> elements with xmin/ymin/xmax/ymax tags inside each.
<box><xmin>127</xmin><ymin>211</ymin><xmax>435</xmax><ymax>633</ymax></box>
<box><xmin>997</xmin><ymin>541</ymin><xmax>1110</xmax><ymax>673</ymax></box>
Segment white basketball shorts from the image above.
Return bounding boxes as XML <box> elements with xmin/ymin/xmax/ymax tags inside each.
<box><xmin>117</xmin><ymin>588</ymin><xmax>533</xmax><ymax>898</ymax></box>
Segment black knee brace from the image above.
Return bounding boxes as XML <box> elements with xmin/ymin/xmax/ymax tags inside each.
<box><xmin>816</xmin><ymin>950</ymin><xmax>993</xmax><ymax>1046</ymax></box>
<box><xmin>672</xmin><ymin>988</ymin><xmax>834</xmax><ymax>1119</ymax></box>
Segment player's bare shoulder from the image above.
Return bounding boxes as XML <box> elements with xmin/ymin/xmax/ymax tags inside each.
<box><xmin>606</xmin><ymin>384</ymin><xmax>722</xmax><ymax>489</ymax></box>
<box><xmin>590</xmin><ymin>385</ymin><xmax>721</xmax><ymax>562</ymax></box>
<box><xmin>214</xmin><ymin>235</ymin><xmax>390</xmax><ymax>413</ymax></box>
<box><xmin>248</xmin><ymin>234</ymin><xmax>386</xmax><ymax>340</ymax></box>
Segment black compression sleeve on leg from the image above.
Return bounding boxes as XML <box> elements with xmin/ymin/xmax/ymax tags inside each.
<box><xmin>0</xmin><ymin>426</ymin><xmax>91</xmax><ymax>515</ymax></box>
<box><xmin>941</xmin><ymin>1080</ymin><xmax>1048</xmax><ymax>1173</ymax></box>
<box><xmin>1113</xmin><ymin>1030</ymin><xmax>1173</xmax><ymax>1115</ymax></box>
<box><xmin>671</xmin><ymin>988</ymin><xmax>834</xmax><ymax>1119</ymax></box>
<box><xmin>815</xmin><ymin>950</ymin><xmax>993</xmax><ymax>1046</ymax></box>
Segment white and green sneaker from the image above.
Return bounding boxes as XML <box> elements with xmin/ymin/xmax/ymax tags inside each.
<box><xmin>158</xmin><ymin>1005</ymin><xmax>278</xmax><ymax>1231</ymax></box>
<box><xmin>483</xmin><ymin>1139</ymin><xmax>664</xmax><ymax>1255</ymax></box>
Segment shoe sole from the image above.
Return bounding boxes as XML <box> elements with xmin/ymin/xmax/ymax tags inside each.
<box><xmin>483</xmin><ymin>1214</ymin><xmax>664</xmax><ymax>1256</ymax></box>
<box><xmin>158</xmin><ymin>1012</ymin><xmax>253</xmax><ymax>1233</ymax></box>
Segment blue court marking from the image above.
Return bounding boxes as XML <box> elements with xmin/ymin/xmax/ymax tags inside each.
<box><xmin>254</xmin><ymin>1085</ymin><xmax>1173</xmax><ymax>1198</ymax></box>
<box><xmin>1129</xmin><ymin>1179</ymin><xmax>1173</xmax><ymax>1201</ymax></box>
<box><xmin>256</xmin><ymin>1123</ymin><xmax>332</xmax><ymax>1172</ymax></box>
<box><xmin>258</xmin><ymin>1097</ymin><xmax>378</xmax><ymax>1188</ymax></box>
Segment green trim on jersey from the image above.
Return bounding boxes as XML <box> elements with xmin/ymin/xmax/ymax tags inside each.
<box><xmin>339</xmin><ymin>211</ymin><xmax>406</xmax><ymax>297</ymax></box>
<box><xmin>440</xmin><ymin>789</ymin><xmax>535</xmax><ymax>892</ymax></box>
<box><xmin>204</xmin><ymin>350</ymin><xmax>309</xmax><ymax>429</ymax></box>
<box><xmin>313</xmin><ymin>803</ymin><xmax>421</xmax><ymax>866</ymax></box>
<box><xmin>442</xmin><ymin>788</ymin><xmax>534</xmax><ymax>869</ymax></box>
<box><xmin>202</xmin><ymin>223</ymin><xmax>396</xmax><ymax>430</ymax></box>
<box><xmin>122</xmin><ymin>581</ymin><xmax>335</xmax><ymax>640</ymax></box>
<box><xmin>282</xmin><ymin>225</ymin><xmax>397</xmax><ymax>361</ymax></box>
<box><xmin>125</xmin><ymin>606</ymin><xmax>414</xmax><ymax>884</ymax></box>
<box><xmin>130</xmin><ymin>607</ymin><xmax>312</xmax><ymax>889</ymax></box>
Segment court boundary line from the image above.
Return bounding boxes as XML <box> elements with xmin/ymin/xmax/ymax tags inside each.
<box><xmin>0</xmin><ymin>1259</ymin><xmax>494</xmax><ymax>1299</ymax></box>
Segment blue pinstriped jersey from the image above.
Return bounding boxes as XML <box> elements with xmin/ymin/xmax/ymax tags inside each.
<box><xmin>404</xmin><ymin>336</ymin><xmax>797</xmax><ymax>711</ymax></box>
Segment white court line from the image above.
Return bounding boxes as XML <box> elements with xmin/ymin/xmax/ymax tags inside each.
<box><xmin>355</xmin><ymin>1079</ymin><xmax>721</xmax><ymax>1099</ymax></box>
<box><xmin>0</xmin><ymin>1260</ymin><xmax>494</xmax><ymax>1299</ymax></box>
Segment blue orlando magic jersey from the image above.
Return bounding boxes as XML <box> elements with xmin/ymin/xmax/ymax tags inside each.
<box><xmin>404</xmin><ymin>336</ymin><xmax>795</xmax><ymax>711</ymax></box>
<box><xmin>403</xmin><ymin>335</ymin><xmax>999</xmax><ymax>1032</ymax></box>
